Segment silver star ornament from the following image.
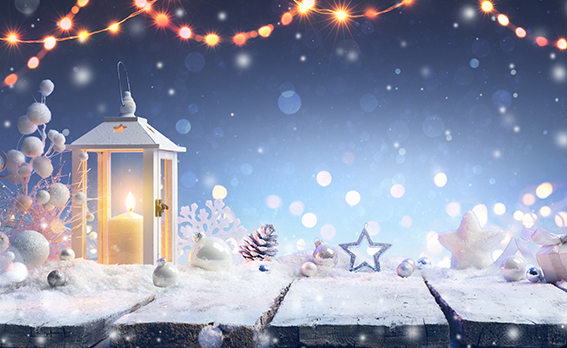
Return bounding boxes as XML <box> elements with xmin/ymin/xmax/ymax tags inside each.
<box><xmin>339</xmin><ymin>226</ymin><xmax>392</xmax><ymax>272</ymax></box>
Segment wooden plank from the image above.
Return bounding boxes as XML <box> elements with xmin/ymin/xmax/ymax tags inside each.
<box><xmin>425</xmin><ymin>278</ymin><xmax>567</xmax><ymax>347</ymax></box>
<box><xmin>269</xmin><ymin>273</ymin><xmax>449</xmax><ymax>348</ymax></box>
<box><xmin>111</xmin><ymin>264</ymin><xmax>293</xmax><ymax>348</ymax></box>
<box><xmin>0</xmin><ymin>291</ymin><xmax>154</xmax><ymax>348</ymax></box>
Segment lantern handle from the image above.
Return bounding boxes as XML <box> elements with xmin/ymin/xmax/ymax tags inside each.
<box><xmin>117</xmin><ymin>61</ymin><xmax>131</xmax><ymax>107</ymax></box>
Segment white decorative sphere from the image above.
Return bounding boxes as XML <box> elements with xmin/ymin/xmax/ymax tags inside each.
<box><xmin>7</xmin><ymin>173</ymin><xmax>24</xmax><ymax>185</ymax></box>
<box><xmin>48</xmin><ymin>129</ymin><xmax>59</xmax><ymax>141</ymax></box>
<box><xmin>22</xmin><ymin>136</ymin><xmax>44</xmax><ymax>158</ymax></box>
<box><xmin>6</xmin><ymin>150</ymin><xmax>25</xmax><ymax>171</ymax></box>
<box><xmin>52</xmin><ymin>133</ymin><xmax>65</xmax><ymax>146</ymax></box>
<box><xmin>500</xmin><ymin>255</ymin><xmax>526</xmax><ymax>282</ymax></box>
<box><xmin>397</xmin><ymin>261</ymin><xmax>414</xmax><ymax>278</ymax></box>
<box><xmin>11</xmin><ymin>230</ymin><xmax>50</xmax><ymax>270</ymax></box>
<box><xmin>301</xmin><ymin>261</ymin><xmax>318</xmax><ymax>277</ymax></box>
<box><xmin>32</xmin><ymin>156</ymin><xmax>53</xmax><ymax>178</ymax></box>
<box><xmin>27</xmin><ymin>102</ymin><xmax>51</xmax><ymax>125</ymax></box>
<box><xmin>48</xmin><ymin>183</ymin><xmax>70</xmax><ymax>206</ymax></box>
<box><xmin>153</xmin><ymin>259</ymin><xmax>180</xmax><ymax>287</ymax></box>
<box><xmin>0</xmin><ymin>231</ymin><xmax>9</xmax><ymax>253</ymax></box>
<box><xmin>43</xmin><ymin>202</ymin><xmax>55</xmax><ymax>211</ymax></box>
<box><xmin>36</xmin><ymin>189</ymin><xmax>51</xmax><ymax>204</ymax></box>
<box><xmin>78</xmin><ymin>152</ymin><xmax>89</xmax><ymax>161</ymax></box>
<box><xmin>39</xmin><ymin>79</ymin><xmax>55</xmax><ymax>97</ymax></box>
<box><xmin>312</xmin><ymin>240</ymin><xmax>339</xmax><ymax>268</ymax></box>
<box><xmin>73</xmin><ymin>192</ymin><xmax>87</xmax><ymax>204</ymax></box>
<box><xmin>4</xmin><ymin>262</ymin><xmax>28</xmax><ymax>283</ymax></box>
<box><xmin>17</xmin><ymin>115</ymin><xmax>38</xmax><ymax>135</ymax></box>
<box><xmin>59</xmin><ymin>248</ymin><xmax>75</xmax><ymax>261</ymax></box>
<box><xmin>86</xmin><ymin>213</ymin><xmax>95</xmax><ymax>222</ymax></box>
<box><xmin>53</xmin><ymin>144</ymin><xmax>65</xmax><ymax>153</ymax></box>
<box><xmin>16</xmin><ymin>194</ymin><xmax>33</xmax><ymax>211</ymax></box>
<box><xmin>5</xmin><ymin>251</ymin><xmax>15</xmax><ymax>262</ymax></box>
<box><xmin>189</xmin><ymin>236</ymin><xmax>233</xmax><ymax>271</ymax></box>
<box><xmin>17</xmin><ymin>163</ymin><xmax>32</xmax><ymax>177</ymax></box>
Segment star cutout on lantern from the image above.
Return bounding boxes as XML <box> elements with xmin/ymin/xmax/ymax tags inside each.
<box><xmin>339</xmin><ymin>225</ymin><xmax>392</xmax><ymax>272</ymax></box>
<box><xmin>113</xmin><ymin>124</ymin><xmax>127</xmax><ymax>133</ymax></box>
<box><xmin>438</xmin><ymin>210</ymin><xmax>506</xmax><ymax>270</ymax></box>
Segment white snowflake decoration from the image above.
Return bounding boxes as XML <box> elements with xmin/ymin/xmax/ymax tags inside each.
<box><xmin>178</xmin><ymin>199</ymin><xmax>247</xmax><ymax>264</ymax></box>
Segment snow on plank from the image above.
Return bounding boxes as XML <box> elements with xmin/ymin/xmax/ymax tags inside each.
<box><xmin>269</xmin><ymin>273</ymin><xmax>449</xmax><ymax>348</ymax></box>
<box><xmin>425</xmin><ymin>273</ymin><xmax>567</xmax><ymax>348</ymax></box>
<box><xmin>111</xmin><ymin>262</ymin><xmax>295</xmax><ymax>348</ymax></box>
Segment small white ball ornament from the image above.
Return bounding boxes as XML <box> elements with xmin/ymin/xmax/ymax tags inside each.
<box><xmin>189</xmin><ymin>231</ymin><xmax>233</xmax><ymax>271</ymax></box>
<box><xmin>397</xmin><ymin>260</ymin><xmax>414</xmax><ymax>278</ymax></box>
<box><xmin>52</xmin><ymin>133</ymin><xmax>65</xmax><ymax>146</ymax></box>
<box><xmin>48</xmin><ymin>183</ymin><xmax>70</xmax><ymax>206</ymax></box>
<box><xmin>16</xmin><ymin>194</ymin><xmax>33</xmax><ymax>211</ymax></box>
<box><xmin>5</xmin><ymin>251</ymin><xmax>15</xmax><ymax>262</ymax></box>
<box><xmin>17</xmin><ymin>115</ymin><xmax>37</xmax><ymax>135</ymax></box>
<box><xmin>27</xmin><ymin>102</ymin><xmax>51</xmax><ymax>125</ymax></box>
<box><xmin>36</xmin><ymin>190</ymin><xmax>50</xmax><ymax>204</ymax></box>
<box><xmin>301</xmin><ymin>261</ymin><xmax>318</xmax><ymax>277</ymax></box>
<box><xmin>53</xmin><ymin>144</ymin><xmax>65</xmax><ymax>153</ymax></box>
<box><xmin>10</xmin><ymin>230</ymin><xmax>50</xmax><ymax>270</ymax></box>
<box><xmin>6</xmin><ymin>150</ymin><xmax>25</xmax><ymax>171</ymax></box>
<box><xmin>78</xmin><ymin>152</ymin><xmax>89</xmax><ymax>161</ymax></box>
<box><xmin>500</xmin><ymin>255</ymin><xmax>526</xmax><ymax>282</ymax></box>
<box><xmin>402</xmin><ymin>258</ymin><xmax>417</xmax><ymax>271</ymax></box>
<box><xmin>33</xmin><ymin>156</ymin><xmax>54</xmax><ymax>178</ymax></box>
<box><xmin>86</xmin><ymin>213</ymin><xmax>95</xmax><ymax>222</ymax></box>
<box><xmin>59</xmin><ymin>248</ymin><xmax>75</xmax><ymax>261</ymax></box>
<box><xmin>22</xmin><ymin>136</ymin><xmax>44</xmax><ymax>158</ymax></box>
<box><xmin>153</xmin><ymin>257</ymin><xmax>180</xmax><ymax>287</ymax></box>
<box><xmin>39</xmin><ymin>79</ymin><xmax>55</xmax><ymax>97</ymax></box>
<box><xmin>312</xmin><ymin>240</ymin><xmax>339</xmax><ymax>268</ymax></box>
<box><xmin>48</xmin><ymin>129</ymin><xmax>59</xmax><ymax>141</ymax></box>
<box><xmin>17</xmin><ymin>163</ymin><xmax>32</xmax><ymax>177</ymax></box>
<box><xmin>73</xmin><ymin>192</ymin><xmax>87</xmax><ymax>204</ymax></box>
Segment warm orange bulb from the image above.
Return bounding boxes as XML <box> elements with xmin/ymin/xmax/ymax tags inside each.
<box><xmin>4</xmin><ymin>74</ymin><xmax>18</xmax><ymax>86</ymax></box>
<box><xmin>71</xmin><ymin>6</ymin><xmax>79</xmax><ymax>14</ymax></box>
<box><xmin>402</xmin><ymin>0</ymin><xmax>414</xmax><ymax>5</ymax></box>
<box><xmin>135</xmin><ymin>0</ymin><xmax>147</xmax><ymax>8</ymax></box>
<box><xmin>27</xmin><ymin>57</ymin><xmax>40</xmax><ymax>69</ymax></box>
<box><xmin>7</xmin><ymin>33</ymin><xmax>19</xmax><ymax>44</ymax></box>
<box><xmin>481</xmin><ymin>1</ymin><xmax>493</xmax><ymax>12</ymax></box>
<box><xmin>497</xmin><ymin>14</ymin><xmax>509</xmax><ymax>26</ymax></box>
<box><xmin>205</xmin><ymin>34</ymin><xmax>219</xmax><ymax>46</ymax></box>
<box><xmin>233</xmin><ymin>33</ymin><xmax>246</xmax><ymax>46</ymax></box>
<box><xmin>77</xmin><ymin>0</ymin><xmax>88</xmax><ymax>7</ymax></box>
<box><xmin>78</xmin><ymin>30</ymin><xmax>90</xmax><ymax>42</ymax></box>
<box><xmin>44</xmin><ymin>36</ymin><xmax>56</xmax><ymax>50</ymax></box>
<box><xmin>299</xmin><ymin>0</ymin><xmax>315</xmax><ymax>13</ymax></box>
<box><xmin>515</xmin><ymin>27</ymin><xmax>526</xmax><ymax>38</ymax></box>
<box><xmin>60</xmin><ymin>17</ymin><xmax>72</xmax><ymax>30</ymax></box>
<box><xmin>155</xmin><ymin>13</ymin><xmax>169</xmax><ymax>27</ymax></box>
<box><xmin>258</xmin><ymin>25</ymin><xmax>272</xmax><ymax>37</ymax></box>
<box><xmin>557</xmin><ymin>38</ymin><xmax>567</xmax><ymax>50</ymax></box>
<box><xmin>108</xmin><ymin>22</ymin><xmax>120</xmax><ymax>33</ymax></box>
<box><xmin>536</xmin><ymin>36</ymin><xmax>548</xmax><ymax>47</ymax></box>
<box><xmin>365</xmin><ymin>9</ymin><xmax>378</xmax><ymax>18</ymax></box>
<box><xmin>335</xmin><ymin>10</ymin><xmax>348</xmax><ymax>21</ymax></box>
<box><xmin>179</xmin><ymin>27</ymin><xmax>191</xmax><ymax>39</ymax></box>
<box><xmin>281</xmin><ymin>12</ymin><xmax>293</xmax><ymax>26</ymax></box>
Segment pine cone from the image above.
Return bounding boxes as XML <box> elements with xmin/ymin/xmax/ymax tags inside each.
<box><xmin>239</xmin><ymin>224</ymin><xmax>278</xmax><ymax>262</ymax></box>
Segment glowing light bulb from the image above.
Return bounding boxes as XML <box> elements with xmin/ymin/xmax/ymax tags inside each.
<box><xmin>515</xmin><ymin>27</ymin><xmax>526</xmax><ymax>38</ymax></box>
<box><xmin>179</xmin><ymin>27</ymin><xmax>191</xmax><ymax>39</ymax></box>
<box><xmin>78</xmin><ymin>30</ymin><xmax>90</xmax><ymax>42</ymax></box>
<box><xmin>135</xmin><ymin>0</ymin><xmax>147</xmax><ymax>8</ymax></box>
<box><xmin>536</xmin><ymin>36</ymin><xmax>548</xmax><ymax>47</ymax></box>
<box><xmin>481</xmin><ymin>1</ymin><xmax>493</xmax><ymax>12</ymax></box>
<box><xmin>233</xmin><ymin>33</ymin><xmax>246</xmax><ymax>46</ymax></box>
<box><xmin>557</xmin><ymin>39</ymin><xmax>567</xmax><ymax>50</ymax></box>
<box><xmin>77</xmin><ymin>0</ymin><xmax>89</xmax><ymax>7</ymax></box>
<box><xmin>27</xmin><ymin>57</ymin><xmax>39</xmax><ymax>69</ymax></box>
<box><xmin>7</xmin><ymin>32</ymin><xmax>19</xmax><ymax>44</ymax></box>
<box><xmin>44</xmin><ymin>36</ymin><xmax>56</xmax><ymax>50</ymax></box>
<box><xmin>155</xmin><ymin>13</ymin><xmax>169</xmax><ymax>27</ymax></box>
<box><xmin>4</xmin><ymin>74</ymin><xmax>17</xmax><ymax>86</ymax></box>
<box><xmin>299</xmin><ymin>0</ymin><xmax>315</xmax><ymax>13</ymax></box>
<box><xmin>108</xmin><ymin>22</ymin><xmax>120</xmax><ymax>33</ymax></box>
<box><xmin>335</xmin><ymin>10</ymin><xmax>348</xmax><ymax>21</ymax></box>
<box><xmin>205</xmin><ymin>34</ymin><xmax>219</xmax><ymax>46</ymax></box>
<box><xmin>497</xmin><ymin>14</ymin><xmax>509</xmax><ymax>26</ymax></box>
<box><xmin>60</xmin><ymin>17</ymin><xmax>72</xmax><ymax>30</ymax></box>
<box><xmin>281</xmin><ymin>12</ymin><xmax>293</xmax><ymax>25</ymax></box>
<box><xmin>258</xmin><ymin>25</ymin><xmax>272</xmax><ymax>37</ymax></box>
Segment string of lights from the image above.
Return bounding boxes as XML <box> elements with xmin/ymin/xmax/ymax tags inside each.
<box><xmin>0</xmin><ymin>0</ymin><xmax>413</xmax><ymax>88</ymax></box>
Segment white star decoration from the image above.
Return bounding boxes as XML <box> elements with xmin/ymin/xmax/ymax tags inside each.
<box><xmin>438</xmin><ymin>210</ymin><xmax>506</xmax><ymax>270</ymax></box>
<box><xmin>339</xmin><ymin>226</ymin><xmax>392</xmax><ymax>272</ymax></box>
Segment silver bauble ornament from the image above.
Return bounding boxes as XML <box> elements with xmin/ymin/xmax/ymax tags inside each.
<box><xmin>500</xmin><ymin>255</ymin><xmax>526</xmax><ymax>282</ymax></box>
<box><xmin>259</xmin><ymin>264</ymin><xmax>270</xmax><ymax>272</ymax></box>
<box><xmin>47</xmin><ymin>270</ymin><xmax>67</xmax><ymax>287</ymax></box>
<box><xmin>301</xmin><ymin>261</ymin><xmax>318</xmax><ymax>277</ymax></box>
<box><xmin>402</xmin><ymin>258</ymin><xmax>417</xmax><ymax>271</ymax></box>
<box><xmin>312</xmin><ymin>240</ymin><xmax>339</xmax><ymax>268</ymax></box>
<box><xmin>59</xmin><ymin>248</ymin><xmax>75</xmax><ymax>261</ymax></box>
<box><xmin>526</xmin><ymin>266</ymin><xmax>543</xmax><ymax>283</ymax></box>
<box><xmin>189</xmin><ymin>232</ymin><xmax>232</xmax><ymax>271</ymax></box>
<box><xmin>397</xmin><ymin>261</ymin><xmax>414</xmax><ymax>278</ymax></box>
<box><xmin>153</xmin><ymin>258</ymin><xmax>180</xmax><ymax>287</ymax></box>
<box><xmin>417</xmin><ymin>256</ymin><xmax>432</xmax><ymax>269</ymax></box>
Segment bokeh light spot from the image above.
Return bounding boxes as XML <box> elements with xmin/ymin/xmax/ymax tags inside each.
<box><xmin>316</xmin><ymin>171</ymin><xmax>332</xmax><ymax>187</ymax></box>
<box><xmin>365</xmin><ymin>221</ymin><xmax>380</xmax><ymax>236</ymax></box>
<box><xmin>320</xmin><ymin>224</ymin><xmax>336</xmax><ymax>239</ymax></box>
<box><xmin>540</xmin><ymin>206</ymin><xmax>551</xmax><ymax>217</ymax></box>
<box><xmin>302</xmin><ymin>213</ymin><xmax>317</xmax><ymax>228</ymax></box>
<box><xmin>401</xmin><ymin>215</ymin><xmax>412</xmax><ymax>228</ymax></box>
<box><xmin>555</xmin><ymin>212</ymin><xmax>567</xmax><ymax>227</ymax></box>
<box><xmin>536</xmin><ymin>36</ymin><xmax>548</xmax><ymax>47</ymax></box>
<box><xmin>296</xmin><ymin>239</ymin><xmax>306</xmax><ymax>251</ymax></box>
<box><xmin>27</xmin><ymin>57</ymin><xmax>39</xmax><ymax>69</ymax></box>
<box><xmin>536</xmin><ymin>182</ymin><xmax>553</xmax><ymax>199</ymax></box>
<box><xmin>44</xmin><ymin>36</ymin><xmax>56</xmax><ymax>50</ymax></box>
<box><xmin>522</xmin><ymin>213</ymin><xmax>537</xmax><ymax>228</ymax></box>
<box><xmin>446</xmin><ymin>202</ymin><xmax>462</xmax><ymax>217</ymax></box>
<box><xmin>265</xmin><ymin>195</ymin><xmax>282</xmax><ymax>209</ymax></box>
<box><xmin>175</xmin><ymin>119</ymin><xmax>191</xmax><ymax>134</ymax></box>
<box><xmin>434</xmin><ymin>173</ymin><xmax>448</xmax><ymax>187</ymax></box>
<box><xmin>515</xmin><ymin>27</ymin><xmax>526</xmax><ymax>38</ymax></box>
<box><xmin>522</xmin><ymin>193</ymin><xmax>536</xmax><ymax>206</ymax></box>
<box><xmin>4</xmin><ymin>74</ymin><xmax>17</xmax><ymax>86</ymax></box>
<box><xmin>278</xmin><ymin>90</ymin><xmax>301</xmax><ymax>115</ymax></box>
<box><xmin>289</xmin><ymin>201</ymin><xmax>305</xmax><ymax>216</ymax></box>
<box><xmin>493</xmin><ymin>203</ymin><xmax>506</xmax><ymax>215</ymax></box>
<box><xmin>345</xmin><ymin>190</ymin><xmax>361</xmax><ymax>206</ymax></box>
<box><xmin>497</xmin><ymin>14</ymin><xmax>509</xmax><ymax>26</ymax></box>
<box><xmin>212</xmin><ymin>185</ymin><xmax>227</xmax><ymax>199</ymax></box>
<box><xmin>233</xmin><ymin>33</ymin><xmax>246</xmax><ymax>46</ymax></box>
<box><xmin>179</xmin><ymin>27</ymin><xmax>191</xmax><ymax>39</ymax></box>
<box><xmin>513</xmin><ymin>210</ymin><xmax>524</xmax><ymax>221</ymax></box>
<box><xmin>281</xmin><ymin>12</ymin><xmax>293</xmax><ymax>25</ymax></box>
<box><xmin>390</xmin><ymin>184</ymin><xmax>405</xmax><ymax>198</ymax></box>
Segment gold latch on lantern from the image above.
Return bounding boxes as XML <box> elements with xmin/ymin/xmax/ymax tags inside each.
<box><xmin>155</xmin><ymin>199</ymin><xmax>169</xmax><ymax>217</ymax></box>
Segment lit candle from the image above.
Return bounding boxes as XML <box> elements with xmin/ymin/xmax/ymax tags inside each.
<box><xmin>108</xmin><ymin>192</ymin><xmax>143</xmax><ymax>264</ymax></box>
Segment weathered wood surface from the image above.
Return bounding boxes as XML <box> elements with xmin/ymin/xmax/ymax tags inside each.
<box><xmin>269</xmin><ymin>274</ymin><xmax>449</xmax><ymax>348</ymax></box>
<box><xmin>0</xmin><ymin>291</ymin><xmax>154</xmax><ymax>348</ymax></box>
<box><xmin>425</xmin><ymin>278</ymin><xmax>567</xmax><ymax>348</ymax></box>
<box><xmin>111</xmin><ymin>264</ymin><xmax>294</xmax><ymax>348</ymax></box>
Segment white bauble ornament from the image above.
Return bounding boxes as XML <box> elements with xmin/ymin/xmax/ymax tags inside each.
<box><xmin>153</xmin><ymin>258</ymin><xmax>180</xmax><ymax>287</ymax></box>
<box><xmin>402</xmin><ymin>258</ymin><xmax>417</xmax><ymax>271</ymax></box>
<box><xmin>4</xmin><ymin>262</ymin><xmax>28</xmax><ymax>283</ymax></box>
<box><xmin>47</xmin><ymin>270</ymin><xmax>66</xmax><ymax>287</ymax></box>
<box><xmin>73</xmin><ymin>192</ymin><xmax>87</xmax><ymax>204</ymax></box>
<box><xmin>59</xmin><ymin>248</ymin><xmax>75</xmax><ymax>261</ymax></box>
<box><xmin>22</xmin><ymin>136</ymin><xmax>44</xmax><ymax>158</ymax></box>
<box><xmin>16</xmin><ymin>194</ymin><xmax>32</xmax><ymax>211</ymax></box>
<box><xmin>312</xmin><ymin>240</ymin><xmax>339</xmax><ymax>268</ymax></box>
<box><xmin>36</xmin><ymin>189</ymin><xmax>50</xmax><ymax>204</ymax></box>
<box><xmin>48</xmin><ymin>129</ymin><xmax>59</xmax><ymax>141</ymax></box>
<box><xmin>39</xmin><ymin>79</ymin><xmax>54</xmax><ymax>97</ymax></box>
<box><xmin>5</xmin><ymin>251</ymin><xmax>15</xmax><ymax>262</ymax></box>
<box><xmin>0</xmin><ymin>232</ymin><xmax>9</xmax><ymax>253</ymax></box>
<box><xmin>52</xmin><ymin>133</ymin><xmax>65</xmax><ymax>146</ymax></box>
<box><xmin>17</xmin><ymin>163</ymin><xmax>32</xmax><ymax>177</ymax></box>
<box><xmin>86</xmin><ymin>213</ymin><xmax>95</xmax><ymax>222</ymax></box>
<box><xmin>500</xmin><ymin>255</ymin><xmax>526</xmax><ymax>282</ymax></box>
<box><xmin>53</xmin><ymin>144</ymin><xmax>65</xmax><ymax>153</ymax></box>
<box><xmin>6</xmin><ymin>150</ymin><xmax>25</xmax><ymax>171</ymax></box>
<box><xmin>17</xmin><ymin>115</ymin><xmax>37</xmax><ymax>135</ymax></box>
<box><xmin>11</xmin><ymin>230</ymin><xmax>50</xmax><ymax>270</ymax></box>
<box><xmin>301</xmin><ymin>261</ymin><xmax>318</xmax><ymax>277</ymax></box>
<box><xmin>189</xmin><ymin>232</ymin><xmax>233</xmax><ymax>271</ymax></box>
<box><xmin>32</xmin><ymin>156</ymin><xmax>53</xmax><ymax>178</ymax></box>
<box><xmin>78</xmin><ymin>152</ymin><xmax>89</xmax><ymax>161</ymax></box>
<box><xmin>397</xmin><ymin>261</ymin><xmax>414</xmax><ymax>278</ymax></box>
<box><xmin>48</xmin><ymin>183</ymin><xmax>70</xmax><ymax>206</ymax></box>
<box><xmin>27</xmin><ymin>102</ymin><xmax>51</xmax><ymax>125</ymax></box>
<box><xmin>7</xmin><ymin>172</ymin><xmax>24</xmax><ymax>185</ymax></box>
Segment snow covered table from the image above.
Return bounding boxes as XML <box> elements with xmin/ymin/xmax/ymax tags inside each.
<box><xmin>111</xmin><ymin>262</ymin><xmax>295</xmax><ymax>348</ymax></box>
<box><xmin>269</xmin><ymin>270</ymin><xmax>449</xmax><ymax>348</ymax></box>
<box><xmin>424</xmin><ymin>269</ymin><xmax>567</xmax><ymax>348</ymax></box>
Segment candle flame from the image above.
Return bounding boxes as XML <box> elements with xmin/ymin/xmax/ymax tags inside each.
<box><xmin>126</xmin><ymin>192</ymin><xmax>135</xmax><ymax>212</ymax></box>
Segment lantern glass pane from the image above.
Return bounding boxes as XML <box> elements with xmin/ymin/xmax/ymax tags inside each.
<box><xmin>160</xmin><ymin>158</ymin><xmax>173</xmax><ymax>262</ymax></box>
